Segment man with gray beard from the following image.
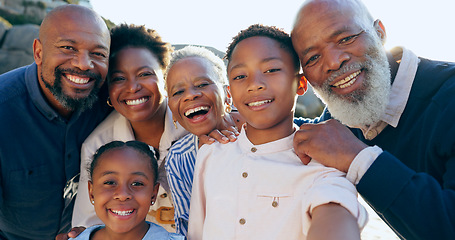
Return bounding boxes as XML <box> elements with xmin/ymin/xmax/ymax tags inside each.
<box><xmin>291</xmin><ymin>0</ymin><xmax>455</xmax><ymax>239</ymax></box>
<box><xmin>0</xmin><ymin>4</ymin><xmax>111</xmax><ymax>240</ymax></box>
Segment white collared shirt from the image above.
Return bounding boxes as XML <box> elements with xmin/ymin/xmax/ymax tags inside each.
<box><xmin>188</xmin><ymin>127</ymin><xmax>367</xmax><ymax>240</ymax></box>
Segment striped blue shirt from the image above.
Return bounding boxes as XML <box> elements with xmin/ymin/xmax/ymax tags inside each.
<box><xmin>165</xmin><ymin>133</ymin><xmax>199</xmax><ymax>236</ymax></box>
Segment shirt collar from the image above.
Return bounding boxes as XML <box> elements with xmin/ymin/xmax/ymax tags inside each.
<box><xmin>359</xmin><ymin>47</ymin><xmax>419</xmax><ymax>140</ymax></box>
<box><xmin>237</xmin><ymin>123</ymin><xmax>296</xmax><ymax>155</ymax></box>
<box><xmin>381</xmin><ymin>47</ymin><xmax>420</xmax><ymax>127</ymax></box>
<box><xmin>25</xmin><ymin>63</ymin><xmax>59</xmax><ymax>120</ymax></box>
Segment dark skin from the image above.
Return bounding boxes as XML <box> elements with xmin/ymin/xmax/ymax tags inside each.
<box><xmin>290</xmin><ymin>0</ymin><xmax>400</xmax><ymax>172</ymax></box>
<box><xmin>34</xmin><ymin>4</ymin><xmax>110</xmax><ymax>119</ymax></box>
<box><xmin>47</xmin><ymin>4</ymin><xmax>109</xmax><ymax>240</ymax></box>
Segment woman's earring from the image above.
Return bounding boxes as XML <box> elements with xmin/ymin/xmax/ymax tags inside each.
<box><xmin>106</xmin><ymin>97</ymin><xmax>113</xmax><ymax>107</ymax></box>
<box><xmin>173</xmin><ymin>120</ymin><xmax>178</xmax><ymax>129</ymax></box>
<box><xmin>151</xmin><ymin>201</ymin><xmax>155</xmax><ymax>205</ymax></box>
<box><xmin>91</xmin><ymin>200</ymin><xmax>95</xmax><ymax>204</ymax></box>
<box><xmin>225</xmin><ymin>104</ymin><xmax>232</xmax><ymax>113</ymax></box>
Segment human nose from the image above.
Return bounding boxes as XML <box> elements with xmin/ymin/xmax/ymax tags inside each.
<box><xmin>323</xmin><ymin>47</ymin><xmax>350</xmax><ymax>74</ymax></box>
<box><xmin>126</xmin><ymin>78</ymin><xmax>141</xmax><ymax>93</ymax></box>
<box><xmin>72</xmin><ymin>51</ymin><xmax>94</xmax><ymax>71</ymax></box>
<box><xmin>247</xmin><ymin>72</ymin><xmax>266</xmax><ymax>92</ymax></box>
<box><xmin>114</xmin><ymin>184</ymin><xmax>132</xmax><ymax>201</ymax></box>
<box><xmin>183</xmin><ymin>87</ymin><xmax>202</xmax><ymax>102</ymax></box>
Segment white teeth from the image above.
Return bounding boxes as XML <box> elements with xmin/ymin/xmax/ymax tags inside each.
<box><xmin>111</xmin><ymin>209</ymin><xmax>133</xmax><ymax>216</ymax></box>
<box><xmin>67</xmin><ymin>74</ymin><xmax>90</xmax><ymax>84</ymax></box>
<box><xmin>248</xmin><ymin>99</ymin><xmax>272</xmax><ymax>107</ymax></box>
<box><xmin>184</xmin><ymin>106</ymin><xmax>209</xmax><ymax>117</ymax></box>
<box><xmin>125</xmin><ymin>97</ymin><xmax>148</xmax><ymax>106</ymax></box>
<box><xmin>332</xmin><ymin>70</ymin><xmax>361</xmax><ymax>88</ymax></box>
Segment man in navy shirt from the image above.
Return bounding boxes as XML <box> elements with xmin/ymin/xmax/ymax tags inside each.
<box><xmin>292</xmin><ymin>0</ymin><xmax>455</xmax><ymax>239</ymax></box>
<box><xmin>0</xmin><ymin>4</ymin><xmax>111</xmax><ymax>239</ymax></box>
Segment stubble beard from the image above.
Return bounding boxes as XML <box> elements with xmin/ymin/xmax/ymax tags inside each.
<box><xmin>311</xmin><ymin>38</ymin><xmax>391</xmax><ymax>128</ymax></box>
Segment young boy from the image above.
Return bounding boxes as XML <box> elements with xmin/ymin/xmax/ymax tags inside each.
<box><xmin>187</xmin><ymin>24</ymin><xmax>367</xmax><ymax>240</ymax></box>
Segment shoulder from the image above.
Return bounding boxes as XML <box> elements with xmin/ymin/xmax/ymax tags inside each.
<box><xmin>144</xmin><ymin>222</ymin><xmax>185</xmax><ymax>239</ymax></box>
<box><xmin>0</xmin><ymin>65</ymin><xmax>29</xmax><ymax>104</ymax></box>
<box><xmin>69</xmin><ymin>224</ymin><xmax>104</xmax><ymax>240</ymax></box>
<box><xmin>168</xmin><ymin>133</ymin><xmax>198</xmax><ymax>155</ymax></box>
<box><xmin>82</xmin><ymin>111</ymin><xmax>124</xmax><ymax>146</ymax></box>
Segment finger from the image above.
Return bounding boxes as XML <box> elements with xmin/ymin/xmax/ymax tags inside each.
<box><xmin>207</xmin><ymin>130</ymin><xmax>229</xmax><ymax>143</ymax></box>
<box><xmin>220</xmin><ymin>129</ymin><xmax>238</xmax><ymax>142</ymax></box>
<box><xmin>67</xmin><ymin>227</ymin><xmax>85</xmax><ymax>238</ymax></box>
<box><xmin>197</xmin><ymin>134</ymin><xmax>215</xmax><ymax>145</ymax></box>
<box><xmin>298</xmin><ymin>154</ymin><xmax>312</xmax><ymax>165</ymax></box>
<box><xmin>55</xmin><ymin>233</ymin><xmax>67</xmax><ymax>240</ymax></box>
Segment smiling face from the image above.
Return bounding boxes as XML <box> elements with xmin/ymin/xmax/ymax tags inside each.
<box><xmin>88</xmin><ymin>147</ymin><xmax>159</xmax><ymax>235</ymax></box>
<box><xmin>34</xmin><ymin>6</ymin><xmax>110</xmax><ymax>114</ymax></box>
<box><xmin>228</xmin><ymin>36</ymin><xmax>301</xmax><ymax>142</ymax></box>
<box><xmin>108</xmin><ymin>47</ymin><xmax>166</xmax><ymax>123</ymax></box>
<box><xmin>291</xmin><ymin>0</ymin><xmax>391</xmax><ymax>126</ymax></box>
<box><xmin>166</xmin><ymin>57</ymin><xmax>227</xmax><ymax>136</ymax></box>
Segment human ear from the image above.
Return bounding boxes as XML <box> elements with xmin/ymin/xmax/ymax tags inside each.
<box><xmin>296</xmin><ymin>74</ymin><xmax>308</xmax><ymax>96</ymax></box>
<box><xmin>33</xmin><ymin>39</ymin><xmax>43</xmax><ymax>65</ymax></box>
<box><xmin>88</xmin><ymin>181</ymin><xmax>94</xmax><ymax>204</ymax></box>
<box><xmin>151</xmin><ymin>182</ymin><xmax>160</xmax><ymax>205</ymax></box>
<box><xmin>374</xmin><ymin>19</ymin><xmax>387</xmax><ymax>45</ymax></box>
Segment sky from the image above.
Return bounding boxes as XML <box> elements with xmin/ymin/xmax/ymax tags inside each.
<box><xmin>90</xmin><ymin>0</ymin><xmax>455</xmax><ymax>62</ymax></box>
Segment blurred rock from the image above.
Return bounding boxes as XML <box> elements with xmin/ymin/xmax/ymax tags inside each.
<box><xmin>0</xmin><ymin>23</ymin><xmax>37</xmax><ymax>73</ymax></box>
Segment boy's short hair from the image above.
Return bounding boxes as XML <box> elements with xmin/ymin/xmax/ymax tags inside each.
<box><xmin>164</xmin><ymin>45</ymin><xmax>227</xmax><ymax>88</ymax></box>
<box><xmin>89</xmin><ymin>140</ymin><xmax>159</xmax><ymax>184</ymax></box>
<box><xmin>225</xmin><ymin>24</ymin><xmax>300</xmax><ymax>72</ymax></box>
<box><xmin>109</xmin><ymin>23</ymin><xmax>173</xmax><ymax>71</ymax></box>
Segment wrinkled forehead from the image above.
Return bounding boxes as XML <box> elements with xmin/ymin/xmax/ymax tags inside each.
<box><xmin>292</xmin><ymin>0</ymin><xmax>372</xmax><ymax>47</ymax></box>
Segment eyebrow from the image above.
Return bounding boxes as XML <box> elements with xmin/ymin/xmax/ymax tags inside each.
<box><xmin>57</xmin><ymin>39</ymin><xmax>109</xmax><ymax>51</ymax></box>
<box><xmin>100</xmin><ymin>171</ymin><xmax>149</xmax><ymax>179</ymax></box>
<box><xmin>300</xmin><ymin>27</ymin><xmax>354</xmax><ymax>59</ymax></box>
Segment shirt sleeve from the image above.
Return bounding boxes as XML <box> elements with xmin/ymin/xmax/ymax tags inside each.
<box><xmin>166</xmin><ymin>149</ymin><xmax>191</xmax><ymax>236</ymax></box>
<box><xmin>302</xmin><ymin>164</ymin><xmax>368</xmax><ymax>234</ymax></box>
<box><xmin>346</xmin><ymin>146</ymin><xmax>383</xmax><ymax>185</ymax></box>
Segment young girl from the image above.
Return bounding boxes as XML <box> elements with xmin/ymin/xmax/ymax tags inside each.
<box><xmin>70</xmin><ymin>141</ymin><xmax>183</xmax><ymax>240</ymax></box>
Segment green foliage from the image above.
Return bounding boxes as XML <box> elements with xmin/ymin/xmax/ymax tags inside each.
<box><xmin>63</xmin><ymin>0</ymin><xmax>80</xmax><ymax>4</ymax></box>
<box><xmin>0</xmin><ymin>16</ymin><xmax>12</xmax><ymax>28</ymax></box>
<box><xmin>102</xmin><ymin>17</ymin><xmax>116</xmax><ymax>30</ymax></box>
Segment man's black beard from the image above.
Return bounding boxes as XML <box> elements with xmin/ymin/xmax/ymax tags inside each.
<box><xmin>42</xmin><ymin>67</ymin><xmax>102</xmax><ymax>113</ymax></box>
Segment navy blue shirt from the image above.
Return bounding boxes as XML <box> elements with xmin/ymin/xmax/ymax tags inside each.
<box><xmin>0</xmin><ymin>63</ymin><xmax>110</xmax><ymax>240</ymax></box>
<box><xmin>295</xmin><ymin>58</ymin><xmax>455</xmax><ymax>240</ymax></box>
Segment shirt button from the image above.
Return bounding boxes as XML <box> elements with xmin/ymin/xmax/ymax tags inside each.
<box><xmin>242</xmin><ymin>172</ymin><xmax>248</xmax><ymax>178</ymax></box>
<box><xmin>239</xmin><ymin>218</ymin><xmax>246</xmax><ymax>225</ymax></box>
<box><xmin>366</xmin><ymin>131</ymin><xmax>375</xmax><ymax>139</ymax></box>
<box><xmin>251</xmin><ymin>147</ymin><xmax>257</xmax><ymax>153</ymax></box>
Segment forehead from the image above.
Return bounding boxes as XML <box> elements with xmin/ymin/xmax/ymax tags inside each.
<box><xmin>111</xmin><ymin>47</ymin><xmax>160</xmax><ymax>69</ymax></box>
<box><xmin>229</xmin><ymin>36</ymin><xmax>290</xmax><ymax>66</ymax></box>
<box><xmin>96</xmin><ymin>148</ymin><xmax>152</xmax><ymax>172</ymax></box>
<box><xmin>293</xmin><ymin>1</ymin><xmax>367</xmax><ymax>49</ymax></box>
<box><xmin>43</xmin><ymin>10</ymin><xmax>110</xmax><ymax>47</ymax></box>
<box><xmin>169</xmin><ymin>57</ymin><xmax>215</xmax><ymax>80</ymax></box>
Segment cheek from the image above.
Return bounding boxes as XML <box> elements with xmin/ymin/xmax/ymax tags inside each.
<box><xmin>108</xmin><ymin>85</ymin><xmax>121</xmax><ymax>99</ymax></box>
<box><xmin>167</xmin><ymin>97</ymin><xmax>182</xmax><ymax>119</ymax></box>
